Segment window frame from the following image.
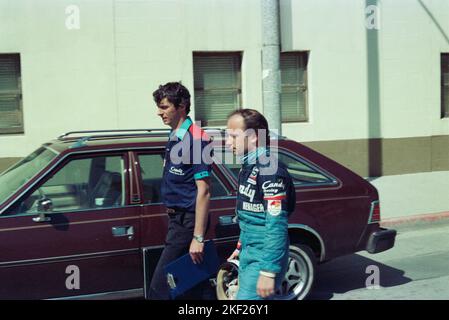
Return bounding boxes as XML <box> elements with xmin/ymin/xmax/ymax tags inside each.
<box><xmin>133</xmin><ymin>149</ymin><xmax>235</xmax><ymax>206</ymax></box>
<box><xmin>276</xmin><ymin>148</ymin><xmax>339</xmax><ymax>188</ymax></box>
<box><xmin>2</xmin><ymin>151</ymin><xmax>130</xmax><ymax>218</ymax></box>
<box><xmin>134</xmin><ymin>150</ymin><xmax>165</xmax><ymax>205</ymax></box>
<box><xmin>0</xmin><ymin>53</ymin><xmax>24</xmax><ymax>134</ymax></box>
<box><xmin>192</xmin><ymin>51</ymin><xmax>242</xmax><ymax>126</ymax></box>
<box><xmin>214</xmin><ymin>146</ymin><xmax>339</xmax><ymax>189</ymax></box>
<box><xmin>280</xmin><ymin>51</ymin><xmax>309</xmax><ymax>123</ymax></box>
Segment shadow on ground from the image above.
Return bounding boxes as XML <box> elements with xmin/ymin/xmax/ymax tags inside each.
<box><xmin>307</xmin><ymin>253</ymin><xmax>412</xmax><ymax>300</ymax></box>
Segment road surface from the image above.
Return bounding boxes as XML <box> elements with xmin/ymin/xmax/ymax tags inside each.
<box><xmin>308</xmin><ymin>221</ymin><xmax>449</xmax><ymax>300</ymax></box>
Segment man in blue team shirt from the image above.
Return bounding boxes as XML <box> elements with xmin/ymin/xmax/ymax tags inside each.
<box><xmin>226</xmin><ymin>109</ymin><xmax>296</xmax><ymax>300</ymax></box>
<box><xmin>148</xmin><ymin>82</ymin><xmax>212</xmax><ymax>300</ymax></box>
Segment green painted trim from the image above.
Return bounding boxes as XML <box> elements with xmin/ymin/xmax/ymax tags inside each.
<box><xmin>302</xmin><ymin>135</ymin><xmax>449</xmax><ymax>177</ymax></box>
<box><xmin>175</xmin><ymin>117</ymin><xmax>193</xmax><ymax>140</ymax></box>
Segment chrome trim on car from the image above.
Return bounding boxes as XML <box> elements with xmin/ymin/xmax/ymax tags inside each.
<box><xmin>296</xmin><ymin>195</ymin><xmax>370</xmax><ymax>204</ymax></box>
<box><xmin>0</xmin><ymin>206</ymin><xmax>142</xmax><ymax>220</ymax></box>
<box><xmin>212</xmin><ymin>235</ymin><xmax>239</xmax><ymax>243</ymax></box>
<box><xmin>48</xmin><ymin>288</ymin><xmax>143</xmax><ymax>300</ymax></box>
<box><xmin>0</xmin><ymin>216</ymin><xmax>141</xmax><ymax>232</ymax></box>
<box><xmin>141</xmin><ymin>245</ymin><xmax>165</xmax><ymax>250</ymax></box>
<box><xmin>276</xmin><ymin>147</ymin><xmax>341</xmax><ymax>188</ymax></box>
<box><xmin>288</xmin><ymin>224</ymin><xmax>326</xmax><ymax>262</ymax></box>
<box><xmin>0</xmin><ymin>248</ymin><xmax>139</xmax><ymax>268</ymax></box>
<box><xmin>213</xmin><ymin>146</ymin><xmax>342</xmax><ymax>190</ymax></box>
<box><xmin>43</xmin><ymin>144</ymin><xmax>61</xmax><ymax>155</ymax></box>
<box><xmin>139</xmin><ymin>195</ymin><xmax>237</xmax><ymax>207</ymax></box>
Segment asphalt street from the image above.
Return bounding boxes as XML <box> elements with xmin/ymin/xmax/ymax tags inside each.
<box><xmin>308</xmin><ymin>221</ymin><xmax>449</xmax><ymax>300</ymax></box>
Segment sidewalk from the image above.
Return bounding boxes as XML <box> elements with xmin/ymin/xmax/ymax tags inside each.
<box><xmin>366</xmin><ymin>171</ymin><xmax>449</xmax><ymax>228</ymax></box>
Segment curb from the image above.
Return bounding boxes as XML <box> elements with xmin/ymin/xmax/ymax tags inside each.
<box><xmin>380</xmin><ymin>211</ymin><xmax>449</xmax><ymax>228</ymax></box>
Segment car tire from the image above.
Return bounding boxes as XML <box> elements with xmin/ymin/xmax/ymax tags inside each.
<box><xmin>275</xmin><ymin>244</ymin><xmax>316</xmax><ymax>300</ymax></box>
<box><xmin>215</xmin><ymin>244</ymin><xmax>316</xmax><ymax>300</ymax></box>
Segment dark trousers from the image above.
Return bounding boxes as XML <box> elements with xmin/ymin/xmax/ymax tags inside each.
<box><xmin>148</xmin><ymin>211</ymin><xmax>213</xmax><ymax>300</ymax></box>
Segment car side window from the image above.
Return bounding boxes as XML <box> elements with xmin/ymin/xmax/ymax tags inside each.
<box><xmin>138</xmin><ymin>153</ymin><xmax>164</xmax><ymax>204</ymax></box>
<box><xmin>277</xmin><ymin>151</ymin><xmax>336</xmax><ymax>186</ymax></box>
<box><xmin>215</xmin><ymin>147</ymin><xmax>335</xmax><ymax>186</ymax></box>
<box><xmin>6</xmin><ymin>155</ymin><xmax>126</xmax><ymax>215</ymax></box>
<box><xmin>209</xmin><ymin>170</ymin><xmax>229</xmax><ymax>198</ymax></box>
<box><xmin>137</xmin><ymin>153</ymin><xmax>229</xmax><ymax>203</ymax></box>
<box><xmin>213</xmin><ymin>148</ymin><xmax>241</xmax><ymax>178</ymax></box>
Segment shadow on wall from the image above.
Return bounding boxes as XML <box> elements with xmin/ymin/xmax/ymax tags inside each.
<box><xmin>366</xmin><ymin>0</ymin><xmax>382</xmax><ymax>178</ymax></box>
<box><xmin>366</xmin><ymin>0</ymin><xmax>449</xmax><ymax>178</ymax></box>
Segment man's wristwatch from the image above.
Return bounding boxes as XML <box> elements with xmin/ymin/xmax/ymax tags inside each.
<box><xmin>193</xmin><ymin>234</ymin><xmax>205</xmax><ymax>243</ymax></box>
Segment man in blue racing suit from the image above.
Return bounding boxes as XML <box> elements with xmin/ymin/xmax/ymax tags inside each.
<box><xmin>226</xmin><ymin>109</ymin><xmax>296</xmax><ymax>300</ymax></box>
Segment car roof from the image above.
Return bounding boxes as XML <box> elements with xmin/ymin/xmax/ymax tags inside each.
<box><xmin>43</xmin><ymin>129</ymin><xmax>205</xmax><ymax>153</ymax></box>
<box><xmin>45</xmin><ymin>129</ymin><xmax>287</xmax><ymax>154</ymax></box>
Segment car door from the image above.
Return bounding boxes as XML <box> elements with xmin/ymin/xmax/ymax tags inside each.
<box><xmin>0</xmin><ymin>151</ymin><xmax>143</xmax><ymax>299</ymax></box>
<box><xmin>133</xmin><ymin>149</ymin><xmax>239</xmax><ymax>298</ymax></box>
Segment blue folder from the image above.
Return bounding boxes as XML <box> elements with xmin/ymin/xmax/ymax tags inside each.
<box><xmin>164</xmin><ymin>240</ymin><xmax>220</xmax><ymax>299</ymax></box>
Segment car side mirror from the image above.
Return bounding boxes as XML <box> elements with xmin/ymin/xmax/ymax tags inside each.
<box><xmin>33</xmin><ymin>198</ymin><xmax>53</xmax><ymax>223</ymax></box>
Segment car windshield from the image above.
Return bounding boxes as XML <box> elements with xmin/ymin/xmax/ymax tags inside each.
<box><xmin>0</xmin><ymin>146</ymin><xmax>58</xmax><ymax>206</ymax></box>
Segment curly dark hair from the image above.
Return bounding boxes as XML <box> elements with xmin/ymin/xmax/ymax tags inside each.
<box><xmin>153</xmin><ymin>82</ymin><xmax>191</xmax><ymax>114</ymax></box>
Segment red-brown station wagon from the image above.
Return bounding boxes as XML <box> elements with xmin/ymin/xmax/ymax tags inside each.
<box><xmin>0</xmin><ymin>129</ymin><xmax>396</xmax><ymax>300</ymax></box>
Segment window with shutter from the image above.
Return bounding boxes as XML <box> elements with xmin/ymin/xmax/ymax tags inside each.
<box><xmin>441</xmin><ymin>53</ymin><xmax>449</xmax><ymax>118</ymax></box>
<box><xmin>0</xmin><ymin>54</ymin><xmax>23</xmax><ymax>134</ymax></box>
<box><xmin>193</xmin><ymin>52</ymin><xmax>242</xmax><ymax>126</ymax></box>
<box><xmin>280</xmin><ymin>52</ymin><xmax>309</xmax><ymax>122</ymax></box>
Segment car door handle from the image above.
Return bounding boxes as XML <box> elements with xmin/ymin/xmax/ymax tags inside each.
<box><xmin>218</xmin><ymin>215</ymin><xmax>238</xmax><ymax>226</ymax></box>
<box><xmin>112</xmin><ymin>226</ymin><xmax>134</xmax><ymax>240</ymax></box>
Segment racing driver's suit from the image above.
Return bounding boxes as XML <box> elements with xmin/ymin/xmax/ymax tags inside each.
<box><xmin>235</xmin><ymin>147</ymin><xmax>296</xmax><ymax>300</ymax></box>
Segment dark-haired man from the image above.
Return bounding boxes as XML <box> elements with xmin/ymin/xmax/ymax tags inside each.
<box><xmin>148</xmin><ymin>82</ymin><xmax>212</xmax><ymax>300</ymax></box>
<box><xmin>226</xmin><ymin>109</ymin><xmax>296</xmax><ymax>300</ymax></box>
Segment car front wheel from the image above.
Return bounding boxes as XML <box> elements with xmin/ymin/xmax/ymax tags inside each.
<box><xmin>275</xmin><ymin>244</ymin><xmax>316</xmax><ymax>300</ymax></box>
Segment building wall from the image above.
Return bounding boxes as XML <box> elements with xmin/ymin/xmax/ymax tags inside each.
<box><xmin>0</xmin><ymin>0</ymin><xmax>117</xmax><ymax>158</ymax></box>
<box><xmin>282</xmin><ymin>0</ymin><xmax>449</xmax><ymax>176</ymax></box>
<box><xmin>1</xmin><ymin>0</ymin><xmax>449</xmax><ymax>176</ymax></box>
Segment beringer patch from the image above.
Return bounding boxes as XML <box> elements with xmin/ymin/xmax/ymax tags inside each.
<box><xmin>267</xmin><ymin>200</ymin><xmax>282</xmax><ymax>216</ymax></box>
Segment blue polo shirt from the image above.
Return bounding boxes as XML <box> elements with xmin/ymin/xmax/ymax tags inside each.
<box><xmin>160</xmin><ymin>117</ymin><xmax>213</xmax><ymax>212</ymax></box>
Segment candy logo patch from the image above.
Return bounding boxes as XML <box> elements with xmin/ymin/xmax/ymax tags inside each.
<box><xmin>267</xmin><ymin>200</ymin><xmax>282</xmax><ymax>216</ymax></box>
<box><xmin>239</xmin><ymin>184</ymin><xmax>256</xmax><ymax>202</ymax></box>
<box><xmin>169</xmin><ymin>167</ymin><xmax>185</xmax><ymax>176</ymax></box>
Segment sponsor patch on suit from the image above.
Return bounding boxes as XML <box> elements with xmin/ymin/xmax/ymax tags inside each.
<box><xmin>267</xmin><ymin>200</ymin><xmax>282</xmax><ymax>216</ymax></box>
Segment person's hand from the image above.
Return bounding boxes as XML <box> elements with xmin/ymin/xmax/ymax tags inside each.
<box><xmin>257</xmin><ymin>274</ymin><xmax>275</xmax><ymax>298</ymax></box>
<box><xmin>189</xmin><ymin>239</ymin><xmax>205</xmax><ymax>264</ymax></box>
<box><xmin>227</xmin><ymin>249</ymin><xmax>240</xmax><ymax>262</ymax></box>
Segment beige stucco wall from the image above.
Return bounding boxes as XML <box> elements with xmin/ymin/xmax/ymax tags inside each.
<box><xmin>0</xmin><ymin>0</ymin><xmax>448</xmax><ymax>176</ymax></box>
